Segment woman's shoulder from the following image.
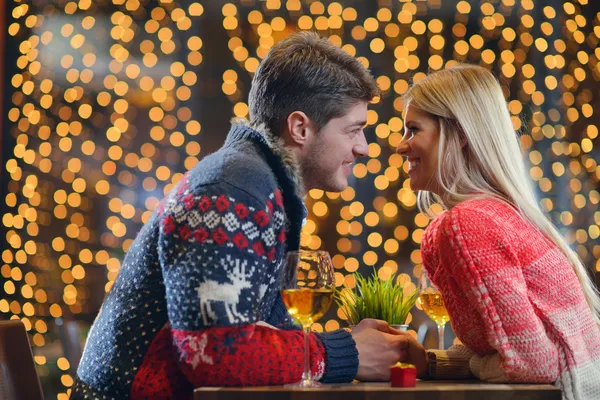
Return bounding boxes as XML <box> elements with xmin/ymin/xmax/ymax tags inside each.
<box><xmin>446</xmin><ymin>197</ymin><xmax>519</xmax><ymax>230</ymax></box>
<box><xmin>421</xmin><ymin>197</ymin><xmax>519</xmax><ymax>278</ymax></box>
<box><xmin>453</xmin><ymin>196</ymin><xmax>515</xmax><ymax>214</ymax></box>
<box><xmin>424</xmin><ymin>197</ymin><xmax>525</xmax><ymax>249</ymax></box>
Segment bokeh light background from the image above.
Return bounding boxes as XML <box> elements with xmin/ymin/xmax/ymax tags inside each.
<box><xmin>1</xmin><ymin>0</ymin><xmax>599</xmax><ymax>398</ymax></box>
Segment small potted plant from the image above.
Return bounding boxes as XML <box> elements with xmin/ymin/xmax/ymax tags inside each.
<box><xmin>335</xmin><ymin>270</ymin><xmax>419</xmax><ymax>331</ymax></box>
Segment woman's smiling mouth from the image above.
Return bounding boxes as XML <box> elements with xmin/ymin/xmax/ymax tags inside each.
<box><xmin>407</xmin><ymin>158</ymin><xmax>421</xmax><ymax>173</ymax></box>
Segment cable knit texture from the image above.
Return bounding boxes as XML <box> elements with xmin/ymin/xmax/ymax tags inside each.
<box><xmin>71</xmin><ymin>121</ymin><xmax>358</xmax><ymax>399</ymax></box>
<box><xmin>421</xmin><ymin>197</ymin><xmax>600</xmax><ymax>400</ymax></box>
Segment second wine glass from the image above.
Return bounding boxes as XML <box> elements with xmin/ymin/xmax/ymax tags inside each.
<box><xmin>418</xmin><ymin>272</ymin><xmax>450</xmax><ymax>350</ymax></box>
<box><xmin>280</xmin><ymin>250</ymin><xmax>335</xmax><ymax>388</ymax></box>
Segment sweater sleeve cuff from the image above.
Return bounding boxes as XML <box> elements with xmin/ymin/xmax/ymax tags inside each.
<box><xmin>469</xmin><ymin>354</ymin><xmax>483</xmax><ymax>379</ymax></box>
<box><xmin>470</xmin><ymin>352</ymin><xmax>507</xmax><ymax>382</ymax></box>
<box><xmin>315</xmin><ymin>330</ymin><xmax>359</xmax><ymax>383</ymax></box>
<box><xmin>427</xmin><ymin>348</ymin><xmax>473</xmax><ymax>380</ymax></box>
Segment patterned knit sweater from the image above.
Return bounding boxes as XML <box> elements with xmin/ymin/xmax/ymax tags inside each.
<box><xmin>422</xmin><ymin>197</ymin><xmax>600</xmax><ymax>400</ymax></box>
<box><xmin>72</xmin><ymin>121</ymin><xmax>359</xmax><ymax>399</ymax></box>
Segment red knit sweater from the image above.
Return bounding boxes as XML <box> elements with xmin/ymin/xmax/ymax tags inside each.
<box><xmin>421</xmin><ymin>198</ymin><xmax>600</xmax><ymax>400</ymax></box>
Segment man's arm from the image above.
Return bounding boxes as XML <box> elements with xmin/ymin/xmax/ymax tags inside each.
<box><xmin>158</xmin><ymin>182</ymin><xmax>358</xmax><ymax>385</ymax></box>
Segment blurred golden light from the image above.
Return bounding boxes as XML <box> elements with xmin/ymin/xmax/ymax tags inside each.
<box><xmin>4</xmin><ymin>5</ymin><xmax>598</xmax><ymax>399</ymax></box>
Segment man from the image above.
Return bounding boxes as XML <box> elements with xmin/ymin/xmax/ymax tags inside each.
<box><xmin>73</xmin><ymin>32</ymin><xmax>420</xmax><ymax>399</ymax></box>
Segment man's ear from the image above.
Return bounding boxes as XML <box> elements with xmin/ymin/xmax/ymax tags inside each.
<box><xmin>285</xmin><ymin>111</ymin><xmax>313</xmax><ymax>146</ymax></box>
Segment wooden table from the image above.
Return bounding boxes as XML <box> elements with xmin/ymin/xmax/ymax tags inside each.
<box><xmin>195</xmin><ymin>380</ymin><xmax>561</xmax><ymax>400</ymax></box>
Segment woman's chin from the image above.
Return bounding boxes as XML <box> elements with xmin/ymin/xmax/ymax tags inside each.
<box><xmin>408</xmin><ymin>174</ymin><xmax>436</xmax><ymax>193</ymax></box>
<box><xmin>408</xmin><ymin>178</ymin><xmax>422</xmax><ymax>192</ymax></box>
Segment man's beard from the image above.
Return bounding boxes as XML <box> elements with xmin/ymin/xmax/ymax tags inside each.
<box><xmin>300</xmin><ymin>137</ymin><xmax>344</xmax><ymax>192</ymax></box>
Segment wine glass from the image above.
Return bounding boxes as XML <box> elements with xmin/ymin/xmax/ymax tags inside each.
<box><xmin>280</xmin><ymin>250</ymin><xmax>335</xmax><ymax>388</ymax></box>
<box><xmin>418</xmin><ymin>272</ymin><xmax>450</xmax><ymax>349</ymax></box>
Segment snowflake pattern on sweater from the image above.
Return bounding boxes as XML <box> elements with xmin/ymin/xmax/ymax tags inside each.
<box><xmin>159</xmin><ymin>181</ymin><xmax>287</xmax><ymax>329</ymax></box>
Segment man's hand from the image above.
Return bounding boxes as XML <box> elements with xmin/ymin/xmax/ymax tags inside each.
<box><xmin>351</xmin><ymin>319</ymin><xmax>410</xmax><ymax>381</ymax></box>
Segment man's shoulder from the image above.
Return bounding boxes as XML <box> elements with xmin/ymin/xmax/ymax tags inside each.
<box><xmin>183</xmin><ymin>145</ymin><xmax>279</xmax><ymax>204</ymax></box>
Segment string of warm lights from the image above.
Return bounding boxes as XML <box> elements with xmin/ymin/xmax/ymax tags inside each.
<box><xmin>2</xmin><ymin>0</ymin><xmax>598</xmax><ymax>398</ymax></box>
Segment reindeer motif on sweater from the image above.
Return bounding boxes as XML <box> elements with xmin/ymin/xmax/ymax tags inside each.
<box><xmin>197</xmin><ymin>256</ymin><xmax>255</xmax><ymax>325</ymax></box>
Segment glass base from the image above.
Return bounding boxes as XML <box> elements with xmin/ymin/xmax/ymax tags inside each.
<box><xmin>285</xmin><ymin>379</ymin><xmax>323</xmax><ymax>388</ymax></box>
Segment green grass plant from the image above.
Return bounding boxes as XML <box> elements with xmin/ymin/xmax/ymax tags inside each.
<box><xmin>335</xmin><ymin>269</ymin><xmax>419</xmax><ymax>327</ymax></box>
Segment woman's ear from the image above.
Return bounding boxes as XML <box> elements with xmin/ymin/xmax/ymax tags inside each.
<box><xmin>445</xmin><ymin>118</ymin><xmax>468</xmax><ymax>149</ymax></box>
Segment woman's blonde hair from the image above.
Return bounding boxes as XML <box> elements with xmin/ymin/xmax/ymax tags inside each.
<box><xmin>403</xmin><ymin>64</ymin><xmax>600</xmax><ymax>324</ymax></box>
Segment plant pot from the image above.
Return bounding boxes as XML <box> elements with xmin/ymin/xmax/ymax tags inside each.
<box><xmin>390</xmin><ymin>324</ymin><xmax>409</xmax><ymax>332</ymax></box>
<box><xmin>348</xmin><ymin>324</ymin><xmax>409</xmax><ymax>332</ymax></box>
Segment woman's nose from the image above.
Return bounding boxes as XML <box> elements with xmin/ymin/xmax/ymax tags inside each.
<box><xmin>396</xmin><ymin>137</ymin><xmax>411</xmax><ymax>155</ymax></box>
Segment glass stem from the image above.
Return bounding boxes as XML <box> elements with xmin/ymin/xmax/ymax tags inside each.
<box><xmin>302</xmin><ymin>325</ymin><xmax>311</xmax><ymax>382</ymax></box>
<box><xmin>437</xmin><ymin>323</ymin><xmax>445</xmax><ymax>350</ymax></box>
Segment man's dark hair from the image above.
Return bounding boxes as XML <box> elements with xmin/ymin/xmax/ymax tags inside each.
<box><xmin>248</xmin><ymin>32</ymin><xmax>379</xmax><ymax>135</ymax></box>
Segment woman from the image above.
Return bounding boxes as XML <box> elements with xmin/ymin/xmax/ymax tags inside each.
<box><xmin>397</xmin><ymin>65</ymin><xmax>600</xmax><ymax>400</ymax></box>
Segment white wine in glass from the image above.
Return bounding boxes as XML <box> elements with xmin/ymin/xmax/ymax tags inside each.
<box><xmin>280</xmin><ymin>288</ymin><xmax>334</xmax><ymax>326</ymax></box>
<box><xmin>418</xmin><ymin>273</ymin><xmax>450</xmax><ymax>349</ymax></box>
<box><xmin>281</xmin><ymin>250</ymin><xmax>334</xmax><ymax>388</ymax></box>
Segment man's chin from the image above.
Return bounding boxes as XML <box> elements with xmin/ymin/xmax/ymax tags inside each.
<box><xmin>308</xmin><ymin>179</ymin><xmax>348</xmax><ymax>193</ymax></box>
<box><xmin>323</xmin><ymin>179</ymin><xmax>348</xmax><ymax>193</ymax></box>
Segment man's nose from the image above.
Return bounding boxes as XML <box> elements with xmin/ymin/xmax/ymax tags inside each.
<box><xmin>353</xmin><ymin>130</ymin><xmax>369</xmax><ymax>157</ymax></box>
